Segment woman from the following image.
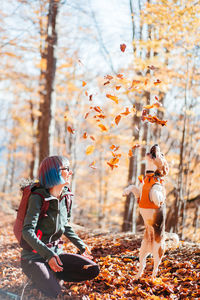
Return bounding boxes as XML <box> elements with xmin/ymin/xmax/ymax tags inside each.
<box><xmin>21</xmin><ymin>155</ymin><xmax>99</xmax><ymax>298</ymax></box>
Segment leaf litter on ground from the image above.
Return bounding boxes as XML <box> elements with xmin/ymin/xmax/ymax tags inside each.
<box><xmin>0</xmin><ymin>212</ymin><xmax>199</xmax><ymax>299</ymax></box>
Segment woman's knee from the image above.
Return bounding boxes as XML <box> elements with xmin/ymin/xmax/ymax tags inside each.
<box><xmin>84</xmin><ymin>264</ymin><xmax>100</xmax><ymax>279</ymax></box>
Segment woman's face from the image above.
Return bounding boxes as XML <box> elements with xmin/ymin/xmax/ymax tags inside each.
<box><xmin>60</xmin><ymin>166</ymin><xmax>73</xmax><ymax>185</ymax></box>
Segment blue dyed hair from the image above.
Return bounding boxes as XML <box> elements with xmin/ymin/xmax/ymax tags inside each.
<box><xmin>38</xmin><ymin>156</ymin><xmax>69</xmax><ymax>188</ymax></box>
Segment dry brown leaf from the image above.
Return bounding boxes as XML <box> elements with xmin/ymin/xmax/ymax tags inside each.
<box><xmin>67</xmin><ymin>126</ymin><xmax>75</xmax><ymax>134</ymax></box>
<box><xmin>143</xmin><ymin>114</ymin><xmax>167</xmax><ymax>126</ymax></box>
<box><xmin>86</xmin><ymin>145</ymin><xmax>95</xmax><ymax>155</ymax></box>
<box><xmin>94</xmin><ymin>106</ymin><xmax>102</xmax><ymax>113</ymax></box>
<box><xmin>121</xmin><ymin>107</ymin><xmax>131</xmax><ymax>116</ymax></box>
<box><xmin>128</xmin><ymin>149</ymin><xmax>133</xmax><ymax>157</ymax></box>
<box><xmin>90</xmin><ymin>135</ymin><xmax>96</xmax><ymax>141</ymax></box>
<box><xmin>84</xmin><ymin>112</ymin><xmax>90</xmax><ymax>119</ymax></box>
<box><xmin>154</xmin><ymin>79</ymin><xmax>161</xmax><ymax>85</ymax></box>
<box><xmin>144</xmin><ymin>102</ymin><xmax>161</xmax><ymax>109</ymax></box>
<box><xmin>115</xmin><ymin>115</ymin><xmax>121</xmax><ymax>125</ymax></box>
<box><xmin>116</xmin><ymin>74</ymin><xmax>123</xmax><ymax>79</ymax></box>
<box><xmin>104</xmin><ymin>75</ymin><xmax>113</xmax><ymax>80</ymax></box>
<box><xmin>120</xmin><ymin>43</ymin><xmax>126</xmax><ymax>52</ymax></box>
<box><xmin>98</xmin><ymin>124</ymin><xmax>108</xmax><ymax>131</ymax></box>
<box><xmin>106</xmin><ymin>94</ymin><xmax>119</xmax><ymax>104</ymax></box>
<box><xmin>89</xmin><ymin>161</ymin><xmax>97</xmax><ymax>169</ymax></box>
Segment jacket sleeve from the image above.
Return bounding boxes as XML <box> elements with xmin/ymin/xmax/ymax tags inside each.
<box><xmin>64</xmin><ymin>224</ymin><xmax>86</xmax><ymax>253</ymax></box>
<box><xmin>22</xmin><ymin>194</ymin><xmax>56</xmax><ymax>261</ymax></box>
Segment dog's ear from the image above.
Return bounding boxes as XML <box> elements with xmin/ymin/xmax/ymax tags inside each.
<box><xmin>162</xmin><ymin>161</ymin><xmax>169</xmax><ymax>176</ymax></box>
<box><xmin>154</xmin><ymin>153</ymin><xmax>169</xmax><ymax>176</ymax></box>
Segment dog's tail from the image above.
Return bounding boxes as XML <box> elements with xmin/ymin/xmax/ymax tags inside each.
<box><xmin>165</xmin><ymin>232</ymin><xmax>179</xmax><ymax>249</ymax></box>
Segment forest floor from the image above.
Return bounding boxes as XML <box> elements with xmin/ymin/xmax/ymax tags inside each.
<box><xmin>0</xmin><ymin>211</ymin><xmax>200</xmax><ymax>300</ymax></box>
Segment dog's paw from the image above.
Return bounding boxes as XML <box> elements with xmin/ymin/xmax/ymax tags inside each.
<box><xmin>123</xmin><ymin>185</ymin><xmax>134</xmax><ymax>196</ymax></box>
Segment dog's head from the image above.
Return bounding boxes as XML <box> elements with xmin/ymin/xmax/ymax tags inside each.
<box><xmin>146</xmin><ymin>144</ymin><xmax>169</xmax><ymax>177</ymax></box>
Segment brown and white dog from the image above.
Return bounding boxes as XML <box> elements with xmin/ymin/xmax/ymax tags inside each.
<box><xmin>123</xmin><ymin>144</ymin><xmax>179</xmax><ymax>279</ymax></box>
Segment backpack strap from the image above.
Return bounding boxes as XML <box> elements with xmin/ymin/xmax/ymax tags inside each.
<box><xmin>31</xmin><ymin>192</ymin><xmax>49</xmax><ymax>219</ymax></box>
<box><xmin>60</xmin><ymin>187</ymin><xmax>73</xmax><ymax>218</ymax></box>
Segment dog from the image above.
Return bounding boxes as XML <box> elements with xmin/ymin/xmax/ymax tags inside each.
<box><xmin>123</xmin><ymin>144</ymin><xmax>179</xmax><ymax>279</ymax></box>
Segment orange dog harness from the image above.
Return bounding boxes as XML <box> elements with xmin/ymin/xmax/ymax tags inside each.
<box><xmin>139</xmin><ymin>173</ymin><xmax>164</xmax><ymax>209</ymax></box>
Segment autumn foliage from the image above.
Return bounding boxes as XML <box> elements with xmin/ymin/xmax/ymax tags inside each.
<box><xmin>0</xmin><ymin>0</ymin><xmax>200</xmax><ymax>298</ymax></box>
<box><xmin>0</xmin><ymin>212</ymin><xmax>199</xmax><ymax>299</ymax></box>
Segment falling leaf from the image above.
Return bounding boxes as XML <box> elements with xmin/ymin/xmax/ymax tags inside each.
<box><xmin>147</xmin><ymin>65</ymin><xmax>157</xmax><ymax>70</ymax></box>
<box><xmin>104</xmin><ymin>81</ymin><xmax>110</xmax><ymax>86</ymax></box>
<box><xmin>98</xmin><ymin>124</ymin><xmax>108</xmax><ymax>131</ymax></box>
<box><xmin>111</xmin><ymin>152</ymin><xmax>121</xmax><ymax>158</ymax></box>
<box><xmin>110</xmin><ymin>145</ymin><xmax>120</xmax><ymax>151</ymax></box>
<box><xmin>106</xmin><ymin>94</ymin><xmax>119</xmax><ymax>104</ymax></box>
<box><xmin>115</xmin><ymin>85</ymin><xmax>121</xmax><ymax>90</ymax></box>
<box><xmin>115</xmin><ymin>115</ymin><xmax>121</xmax><ymax>125</ymax></box>
<box><xmin>116</xmin><ymin>74</ymin><xmax>123</xmax><ymax>79</ymax></box>
<box><xmin>90</xmin><ymin>135</ymin><xmax>96</xmax><ymax>141</ymax></box>
<box><xmin>144</xmin><ymin>102</ymin><xmax>161</xmax><ymax>109</ymax></box>
<box><xmin>83</xmin><ymin>132</ymin><xmax>88</xmax><ymax>139</ymax></box>
<box><xmin>82</xmin><ymin>81</ymin><xmax>87</xmax><ymax>87</ymax></box>
<box><xmin>89</xmin><ymin>94</ymin><xmax>93</xmax><ymax>101</ymax></box>
<box><xmin>85</xmin><ymin>91</ymin><xmax>88</xmax><ymax>96</ymax></box>
<box><xmin>155</xmin><ymin>96</ymin><xmax>159</xmax><ymax>100</ymax></box>
<box><xmin>86</xmin><ymin>145</ymin><xmax>95</xmax><ymax>155</ymax></box>
<box><xmin>129</xmin><ymin>80</ymin><xmax>141</xmax><ymax>90</ymax></box>
<box><xmin>111</xmin><ymin>157</ymin><xmax>119</xmax><ymax>164</ymax></box>
<box><xmin>89</xmin><ymin>161</ymin><xmax>97</xmax><ymax>169</ymax></box>
<box><xmin>132</xmin><ymin>105</ymin><xmax>136</xmax><ymax>113</ymax></box>
<box><xmin>84</xmin><ymin>112</ymin><xmax>90</xmax><ymax>119</ymax></box>
<box><xmin>107</xmin><ymin>157</ymin><xmax>119</xmax><ymax>170</ymax></box>
<box><xmin>94</xmin><ymin>114</ymin><xmax>106</xmax><ymax>119</ymax></box>
<box><xmin>104</xmin><ymin>75</ymin><xmax>113</xmax><ymax>80</ymax></box>
<box><xmin>132</xmin><ymin>144</ymin><xmax>140</xmax><ymax>150</ymax></box>
<box><xmin>121</xmin><ymin>107</ymin><xmax>131</xmax><ymax>116</ymax></box>
<box><xmin>138</xmin><ymin>175</ymin><xmax>144</xmax><ymax>183</ymax></box>
<box><xmin>143</xmin><ymin>114</ymin><xmax>167</xmax><ymax>126</ymax></box>
<box><xmin>120</xmin><ymin>43</ymin><xmax>126</xmax><ymax>52</ymax></box>
<box><xmin>94</xmin><ymin>106</ymin><xmax>102</xmax><ymax>113</ymax></box>
<box><xmin>107</xmin><ymin>162</ymin><xmax>118</xmax><ymax>170</ymax></box>
<box><xmin>128</xmin><ymin>149</ymin><xmax>133</xmax><ymax>157</ymax></box>
<box><xmin>154</xmin><ymin>79</ymin><xmax>161</xmax><ymax>85</ymax></box>
<box><xmin>67</xmin><ymin>126</ymin><xmax>75</xmax><ymax>134</ymax></box>
<box><xmin>141</xmin><ymin>109</ymin><xmax>147</xmax><ymax>121</ymax></box>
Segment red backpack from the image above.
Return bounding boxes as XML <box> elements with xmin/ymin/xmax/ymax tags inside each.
<box><xmin>13</xmin><ymin>184</ymin><xmax>49</xmax><ymax>250</ymax></box>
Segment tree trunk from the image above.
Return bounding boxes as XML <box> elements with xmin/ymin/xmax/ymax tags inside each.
<box><xmin>122</xmin><ymin>106</ymin><xmax>141</xmax><ymax>232</ymax></box>
<box><xmin>38</xmin><ymin>0</ymin><xmax>60</xmax><ymax>165</ymax></box>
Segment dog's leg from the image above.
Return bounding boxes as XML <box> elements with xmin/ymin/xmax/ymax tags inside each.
<box><xmin>135</xmin><ymin>239</ymin><xmax>149</xmax><ymax>279</ymax></box>
<box><xmin>152</xmin><ymin>240</ymin><xmax>165</xmax><ymax>278</ymax></box>
<box><xmin>123</xmin><ymin>185</ymin><xmax>141</xmax><ymax>199</ymax></box>
<box><xmin>135</xmin><ymin>227</ymin><xmax>152</xmax><ymax>279</ymax></box>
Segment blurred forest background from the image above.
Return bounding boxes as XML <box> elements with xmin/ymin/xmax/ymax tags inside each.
<box><xmin>0</xmin><ymin>0</ymin><xmax>199</xmax><ymax>242</ymax></box>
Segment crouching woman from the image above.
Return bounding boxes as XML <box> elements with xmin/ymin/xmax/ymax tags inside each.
<box><xmin>21</xmin><ymin>156</ymin><xmax>99</xmax><ymax>298</ymax></box>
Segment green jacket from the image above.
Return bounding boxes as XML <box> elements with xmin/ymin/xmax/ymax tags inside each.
<box><xmin>21</xmin><ymin>185</ymin><xmax>86</xmax><ymax>262</ymax></box>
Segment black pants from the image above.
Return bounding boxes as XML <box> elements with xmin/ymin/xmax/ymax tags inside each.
<box><xmin>21</xmin><ymin>253</ymin><xmax>99</xmax><ymax>298</ymax></box>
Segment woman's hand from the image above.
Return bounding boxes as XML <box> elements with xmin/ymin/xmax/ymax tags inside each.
<box><xmin>82</xmin><ymin>246</ymin><xmax>93</xmax><ymax>260</ymax></box>
<box><xmin>48</xmin><ymin>255</ymin><xmax>63</xmax><ymax>272</ymax></box>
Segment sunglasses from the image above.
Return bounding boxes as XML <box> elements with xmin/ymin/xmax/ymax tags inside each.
<box><xmin>60</xmin><ymin>166</ymin><xmax>70</xmax><ymax>171</ymax></box>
